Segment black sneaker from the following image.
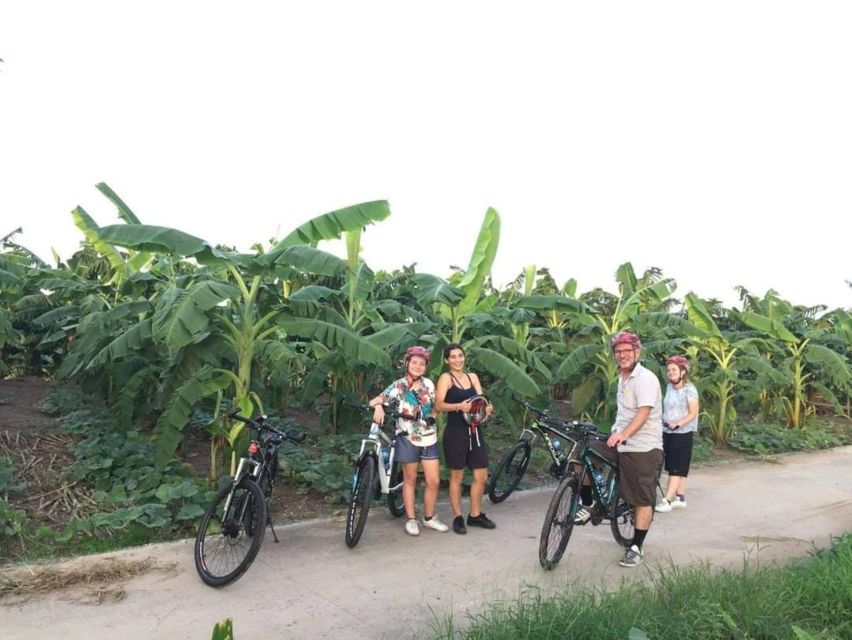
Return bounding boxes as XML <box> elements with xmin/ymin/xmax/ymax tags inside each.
<box><xmin>452</xmin><ymin>515</ymin><xmax>467</xmax><ymax>535</ymax></box>
<box><xmin>467</xmin><ymin>513</ymin><xmax>496</xmax><ymax>529</ymax></box>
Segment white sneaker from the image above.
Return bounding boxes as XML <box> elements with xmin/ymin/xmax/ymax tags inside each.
<box><xmin>573</xmin><ymin>505</ymin><xmax>593</xmax><ymax>525</ymax></box>
<box><xmin>655</xmin><ymin>498</ymin><xmax>672</xmax><ymax>513</ymax></box>
<box><xmin>421</xmin><ymin>516</ymin><xmax>449</xmax><ymax>532</ymax></box>
<box><xmin>405</xmin><ymin>518</ymin><xmax>420</xmax><ymax>536</ymax></box>
<box><xmin>671</xmin><ymin>497</ymin><xmax>687</xmax><ymax>509</ymax></box>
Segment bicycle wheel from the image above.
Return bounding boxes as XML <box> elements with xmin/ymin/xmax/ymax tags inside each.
<box><xmin>194</xmin><ymin>477</ymin><xmax>267</xmax><ymax>587</ymax></box>
<box><xmin>609</xmin><ymin>491</ymin><xmax>635</xmax><ymax>547</ymax></box>
<box><xmin>488</xmin><ymin>441</ymin><xmax>532</xmax><ymax>504</ymax></box>
<box><xmin>345</xmin><ymin>455</ymin><xmax>377</xmax><ymax>548</ymax></box>
<box><xmin>386</xmin><ymin>461</ymin><xmax>405</xmax><ymax>518</ymax></box>
<box><xmin>538</xmin><ymin>473</ymin><xmax>579</xmax><ymax>570</ymax></box>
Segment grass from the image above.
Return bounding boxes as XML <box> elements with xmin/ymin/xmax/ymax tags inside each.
<box><xmin>431</xmin><ymin>535</ymin><xmax>852</xmax><ymax>640</ymax></box>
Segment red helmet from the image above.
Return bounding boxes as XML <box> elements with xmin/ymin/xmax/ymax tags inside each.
<box><xmin>404</xmin><ymin>345</ymin><xmax>431</xmax><ymax>364</ymax></box>
<box><xmin>463</xmin><ymin>395</ymin><xmax>490</xmax><ymax>427</ymax></box>
<box><xmin>610</xmin><ymin>331</ymin><xmax>641</xmax><ymax>350</ymax></box>
<box><xmin>666</xmin><ymin>355</ymin><xmax>690</xmax><ymax>372</ymax></box>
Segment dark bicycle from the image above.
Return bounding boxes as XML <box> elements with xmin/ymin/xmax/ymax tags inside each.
<box><xmin>539</xmin><ymin>418</ymin><xmax>635</xmax><ymax>570</ymax></box>
<box><xmin>194</xmin><ymin>412</ymin><xmax>303</xmax><ymax>587</ymax></box>
<box><xmin>488</xmin><ymin>399</ymin><xmax>578</xmax><ymax>503</ymax></box>
<box><xmin>344</xmin><ymin>400</ymin><xmax>410</xmax><ymax>548</ymax></box>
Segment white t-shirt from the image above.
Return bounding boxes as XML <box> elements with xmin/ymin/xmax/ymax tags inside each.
<box><xmin>612</xmin><ymin>361</ymin><xmax>663</xmax><ymax>453</ymax></box>
<box><xmin>663</xmin><ymin>382</ymin><xmax>699</xmax><ymax>434</ymax></box>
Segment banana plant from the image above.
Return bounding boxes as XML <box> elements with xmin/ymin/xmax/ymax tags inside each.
<box><xmin>406</xmin><ymin>209</ymin><xmax>542</xmax><ymax>424</ymax></box>
<box><xmin>738</xmin><ymin>290</ymin><xmax>850</xmax><ymax>428</ymax></box>
<box><xmin>67</xmin><ymin>188</ymin><xmax>393</xmax><ymax>468</ymax></box>
<box><xmin>526</xmin><ymin>263</ymin><xmax>681</xmax><ymax>422</ymax></box>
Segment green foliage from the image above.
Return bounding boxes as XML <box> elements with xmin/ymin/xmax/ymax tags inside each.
<box><xmin>728</xmin><ymin>420</ymin><xmax>850</xmax><ymax>456</ymax></box>
<box><xmin>39</xmin><ymin>389</ymin><xmax>213</xmax><ymax>543</ymax></box>
<box><xmin>1</xmin><ymin>457</ymin><xmax>27</xmax><ymax>544</ymax></box>
<box><xmin>211</xmin><ymin>618</ymin><xmax>235</xmax><ymax>640</ymax></box>
<box><xmin>435</xmin><ymin>535</ymin><xmax>852</xmax><ymax>640</ymax></box>
<box><xmin>281</xmin><ymin>433</ymin><xmax>364</xmax><ymax>504</ymax></box>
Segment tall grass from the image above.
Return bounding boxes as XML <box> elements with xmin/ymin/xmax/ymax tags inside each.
<box><xmin>433</xmin><ymin>535</ymin><xmax>852</xmax><ymax>640</ymax></box>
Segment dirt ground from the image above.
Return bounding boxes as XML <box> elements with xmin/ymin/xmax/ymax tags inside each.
<box><xmin>1</xmin><ymin>446</ymin><xmax>850</xmax><ymax>639</ymax></box>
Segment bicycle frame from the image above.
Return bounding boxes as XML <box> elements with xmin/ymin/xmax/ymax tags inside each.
<box><xmin>354</xmin><ymin>422</ymin><xmax>402</xmax><ymax>495</ymax></box>
<box><xmin>573</xmin><ymin>445</ymin><xmax>618</xmax><ymax>508</ymax></box>
<box><xmin>521</xmin><ymin>418</ymin><xmax>571</xmax><ymax>465</ymax></box>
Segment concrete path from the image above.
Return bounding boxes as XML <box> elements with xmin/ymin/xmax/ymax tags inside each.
<box><xmin>2</xmin><ymin>447</ymin><xmax>850</xmax><ymax>639</ymax></box>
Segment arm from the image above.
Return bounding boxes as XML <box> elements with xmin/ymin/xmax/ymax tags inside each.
<box><xmin>607</xmin><ymin>406</ymin><xmax>651</xmax><ymax>447</ymax></box>
<box><xmin>470</xmin><ymin>373</ymin><xmax>493</xmax><ymax>415</ymax></box>
<box><xmin>368</xmin><ymin>393</ymin><xmax>386</xmax><ymax>423</ymax></box>
<box><xmin>435</xmin><ymin>374</ymin><xmax>473</xmax><ymax>413</ymax></box>
<box><xmin>671</xmin><ymin>397</ymin><xmax>699</xmax><ymax>430</ymax></box>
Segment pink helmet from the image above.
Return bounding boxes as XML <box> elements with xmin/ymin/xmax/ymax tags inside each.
<box><xmin>404</xmin><ymin>345</ymin><xmax>431</xmax><ymax>365</ymax></box>
<box><xmin>610</xmin><ymin>331</ymin><xmax>641</xmax><ymax>350</ymax></box>
<box><xmin>666</xmin><ymin>355</ymin><xmax>690</xmax><ymax>372</ymax></box>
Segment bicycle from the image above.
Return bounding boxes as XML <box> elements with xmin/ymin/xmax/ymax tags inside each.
<box><xmin>487</xmin><ymin>399</ymin><xmax>581</xmax><ymax>503</ymax></box>
<box><xmin>194</xmin><ymin>411</ymin><xmax>303</xmax><ymax>587</ymax></box>
<box><xmin>538</xmin><ymin>418</ymin><xmax>635</xmax><ymax>570</ymax></box>
<box><xmin>343</xmin><ymin>399</ymin><xmax>410</xmax><ymax>548</ymax></box>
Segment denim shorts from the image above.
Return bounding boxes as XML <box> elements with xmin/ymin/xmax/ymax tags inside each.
<box><xmin>394</xmin><ymin>435</ymin><xmax>441</xmax><ymax>464</ymax></box>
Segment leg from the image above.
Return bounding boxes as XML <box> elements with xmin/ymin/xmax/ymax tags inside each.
<box><xmin>469</xmin><ymin>467</ymin><xmax>487</xmax><ymax>516</ymax></box>
<box><xmin>634</xmin><ymin>505</ymin><xmax>653</xmax><ymax>530</ymax></box>
<box><xmin>663</xmin><ymin>473</ymin><xmax>680</xmax><ymax>501</ymax></box>
<box><xmin>402</xmin><ymin>462</ymin><xmax>419</xmax><ymax>519</ymax></box>
<box><xmin>421</xmin><ymin>458</ymin><xmax>441</xmax><ymax>518</ymax></box>
<box><xmin>448</xmin><ymin>468</ymin><xmax>465</xmax><ymax>518</ymax></box>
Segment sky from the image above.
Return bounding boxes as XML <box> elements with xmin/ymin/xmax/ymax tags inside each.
<box><xmin>1</xmin><ymin>1</ymin><xmax>850</xmax><ymax>311</ymax></box>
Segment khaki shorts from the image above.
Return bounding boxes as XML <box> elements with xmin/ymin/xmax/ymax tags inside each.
<box><xmin>588</xmin><ymin>440</ymin><xmax>662</xmax><ymax>508</ymax></box>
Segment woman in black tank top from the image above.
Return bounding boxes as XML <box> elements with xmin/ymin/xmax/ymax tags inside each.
<box><xmin>435</xmin><ymin>343</ymin><xmax>496</xmax><ymax>534</ymax></box>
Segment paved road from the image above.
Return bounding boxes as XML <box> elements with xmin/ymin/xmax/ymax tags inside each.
<box><xmin>2</xmin><ymin>447</ymin><xmax>851</xmax><ymax>639</ymax></box>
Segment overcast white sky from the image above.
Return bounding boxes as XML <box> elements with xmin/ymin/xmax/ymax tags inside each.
<box><xmin>1</xmin><ymin>2</ymin><xmax>850</xmax><ymax>310</ymax></box>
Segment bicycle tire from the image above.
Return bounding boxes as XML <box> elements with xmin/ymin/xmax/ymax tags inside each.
<box><xmin>609</xmin><ymin>491</ymin><xmax>635</xmax><ymax>547</ymax></box>
<box><xmin>194</xmin><ymin>477</ymin><xmax>267</xmax><ymax>587</ymax></box>
<box><xmin>345</xmin><ymin>455</ymin><xmax>376</xmax><ymax>548</ymax></box>
<box><xmin>538</xmin><ymin>473</ymin><xmax>579</xmax><ymax>570</ymax></box>
<box><xmin>386</xmin><ymin>461</ymin><xmax>405</xmax><ymax>518</ymax></box>
<box><xmin>488</xmin><ymin>441</ymin><xmax>531</xmax><ymax>504</ymax></box>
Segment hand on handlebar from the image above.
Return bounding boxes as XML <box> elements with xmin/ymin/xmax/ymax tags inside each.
<box><xmin>372</xmin><ymin>404</ymin><xmax>385</xmax><ymax>424</ymax></box>
<box><xmin>607</xmin><ymin>430</ymin><xmax>628</xmax><ymax>448</ymax></box>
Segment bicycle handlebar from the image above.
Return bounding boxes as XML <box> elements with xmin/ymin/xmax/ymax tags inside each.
<box><xmin>227</xmin><ymin>411</ymin><xmax>305</xmax><ymax>443</ymax></box>
<box><xmin>514</xmin><ymin>397</ymin><xmax>601</xmax><ymax>436</ymax></box>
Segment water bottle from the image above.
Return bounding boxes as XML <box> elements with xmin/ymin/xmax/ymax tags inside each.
<box><xmin>591</xmin><ymin>467</ymin><xmax>606</xmax><ymax>496</ymax></box>
<box><xmin>381</xmin><ymin>447</ymin><xmax>390</xmax><ymax>469</ymax></box>
<box><xmin>551</xmin><ymin>438</ymin><xmax>564</xmax><ymax>460</ymax></box>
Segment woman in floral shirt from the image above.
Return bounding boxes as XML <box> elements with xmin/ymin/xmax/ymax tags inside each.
<box><xmin>369</xmin><ymin>346</ymin><xmax>449</xmax><ymax>536</ymax></box>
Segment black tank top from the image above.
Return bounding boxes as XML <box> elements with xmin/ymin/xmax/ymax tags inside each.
<box><xmin>445</xmin><ymin>373</ymin><xmax>476</xmax><ymax>429</ymax></box>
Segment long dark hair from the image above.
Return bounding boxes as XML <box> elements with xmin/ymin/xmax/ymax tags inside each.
<box><xmin>443</xmin><ymin>342</ymin><xmax>465</xmax><ymax>361</ymax></box>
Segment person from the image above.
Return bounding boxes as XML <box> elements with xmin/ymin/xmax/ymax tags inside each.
<box><xmin>368</xmin><ymin>345</ymin><xmax>449</xmax><ymax>536</ymax></box>
<box><xmin>655</xmin><ymin>355</ymin><xmax>699</xmax><ymax>512</ymax></box>
<box><xmin>435</xmin><ymin>343</ymin><xmax>495</xmax><ymax>535</ymax></box>
<box><xmin>574</xmin><ymin>331</ymin><xmax>663</xmax><ymax>568</ymax></box>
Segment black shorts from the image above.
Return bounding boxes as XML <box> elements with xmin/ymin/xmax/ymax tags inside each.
<box><xmin>663</xmin><ymin>431</ymin><xmax>693</xmax><ymax>477</ymax></box>
<box><xmin>443</xmin><ymin>423</ymin><xmax>488</xmax><ymax>470</ymax></box>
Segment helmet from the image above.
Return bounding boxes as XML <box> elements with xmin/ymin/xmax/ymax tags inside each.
<box><xmin>463</xmin><ymin>395</ymin><xmax>490</xmax><ymax>427</ymax></box>
<box><xmin>404</xmin><ymin>345</ymin><xmax>431</xmax><ymax>365</ymax></box>
<box><xmin>610</xmin><ymin>331</ymin><xmax>641</xmax><ymax>350</ymax></box>
<box><xmin>666</xmin><ymin>355</ymin><xmax>690</xmax><ymax>372</ymax></box>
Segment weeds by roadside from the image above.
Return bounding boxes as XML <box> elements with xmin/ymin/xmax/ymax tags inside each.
<box><xmin>431</xmin><ymin>535</ymin><xmax>852</xmax><ymax>640</ymax></box>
